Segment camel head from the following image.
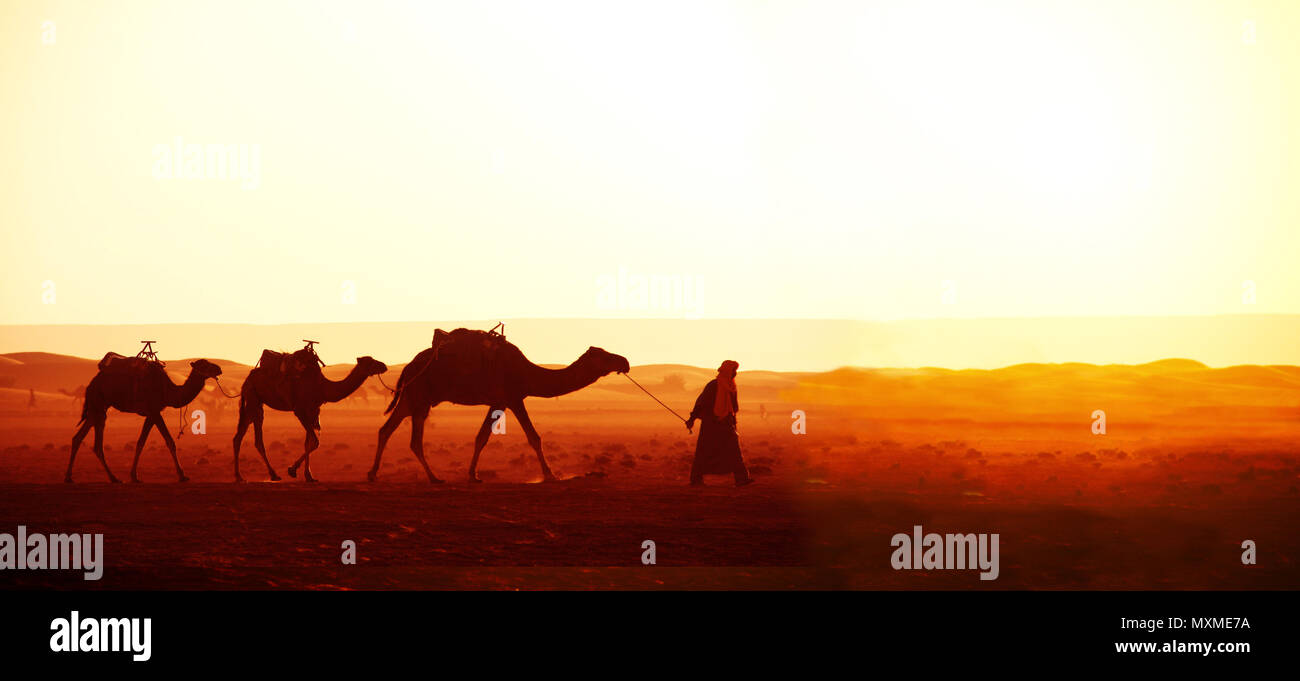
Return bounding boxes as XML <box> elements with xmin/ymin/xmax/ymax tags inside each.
<box><xmin>582</xmin><ymin>346</ymin><xmax>630</xmax><ymax>376</ymax></box>
<box><xmin>356</xmin><ymin>356</ymin><xmax>389</xmax><ymax>376</ymax></box>
<box><xmin>190</xmin><ymin>359</ymin><xmax>223</xmax><ymax>380</ymax></box>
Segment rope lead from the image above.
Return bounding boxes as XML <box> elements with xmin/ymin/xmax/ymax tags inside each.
<box><xmin>621</xmin><ymin>372</ymin><xmax>691</xmax><ymax>427</ymax></box>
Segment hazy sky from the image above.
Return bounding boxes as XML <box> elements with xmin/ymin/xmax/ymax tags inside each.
<box><xmin>3</xmin><ymin>0</ymin><xmax>1298</xmax><ymax>328</ymax></box>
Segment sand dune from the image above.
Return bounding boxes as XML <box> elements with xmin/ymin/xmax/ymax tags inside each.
<box><xmin>1</xmin><ymin>350</ymin><xmax>1297</xmax><ymax>589</ymax></box>
<box><xmin>5</xmin><ymin>352</ymin><xmax>1300</xmax><ymax>417</ymax></box>
<box><xmin>7</xmin><ymin>316</ymin><xmax>1300</xmax><ymax>372</ymax></box>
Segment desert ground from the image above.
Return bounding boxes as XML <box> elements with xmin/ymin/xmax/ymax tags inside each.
<box><xmin>1</xmin><ymin>352</ymin><xmax>1297</xmax><ymax>589</ymax></box>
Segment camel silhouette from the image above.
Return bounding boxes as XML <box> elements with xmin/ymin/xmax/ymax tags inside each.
<box><xmin>65</xmin><ymin>358</ymin><xmax>223</xmax><ymax>483</ymax></box>
<box><xmin>193</xmin><ymin>386</ymin><xmax>230</xmax><ymax>420</ymax></box>
<box><xmin>369</xmin><ymin>328</ymin><xmax>629</xmax><ymax>483</ymax></box>
<box><xmin>59</xmin><ymin>385</ymin><xmax>86</xmax><ymax>409</ymax></box>
<box><xmin>233</xmin><ymin>349</ymin><xmax>387</xmax><ymax>482</ymax></box>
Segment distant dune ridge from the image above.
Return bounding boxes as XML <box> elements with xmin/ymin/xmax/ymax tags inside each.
<box><xmin>2</xmin><ymin>315</ymin><xmax>1300</xmax><ymax>373</ymax></box>
<box><xmin>4</xmin><ymin>349</ymin><xmax>1299</xmax><ymax>428</ymax></box>
<box><xmin>4</xmin><ymin>316</ymin><xmax>1300</xmax><ymax>424</ymax></box>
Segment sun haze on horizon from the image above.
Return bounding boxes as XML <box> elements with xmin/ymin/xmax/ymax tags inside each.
<box><xmin>3</xmin><ymin>1</ymin><xmax>1298</xmax><ymax>344</ymax></box>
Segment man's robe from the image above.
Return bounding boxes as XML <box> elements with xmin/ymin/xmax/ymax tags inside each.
<box><xmin>688</xmin><ymin>378</ymin><xmax>746</xmax><ymax>479</ymax></box>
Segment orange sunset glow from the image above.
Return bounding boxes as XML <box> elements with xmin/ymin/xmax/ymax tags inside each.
<box><xmin>1</xmin><ymin>3</ymin><xmax>1297</xmax><ymax>655</ymax></box>
<box><xmin>3</xmin><ymin>0</ymin><xmax>1300</xmax><ymax>370</ymax></box>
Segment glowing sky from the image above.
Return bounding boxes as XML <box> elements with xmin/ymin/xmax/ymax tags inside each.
<box><xmin>3</xmin><ymin>0</ymin><xmax>1298</xmax><ymax>329</ymax></box>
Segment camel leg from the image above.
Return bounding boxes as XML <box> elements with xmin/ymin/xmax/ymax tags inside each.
<box><xmin>252</xmin><ymin>415</ymin><xmax>278</xmax><ymax>481</ymax></box>
<box><xmin>468</xmin><ymin>405</ymin><xmax>502</xmax><ymax>483</ymax></box>
<box><xmin>129</xmin><ymin>416</ymin><xmax>157</xmax><ymax>483</ymax></box>
<box><xmin>91</xmin><ymin>420</ymin><xmax>120</xmax><ymax>483</ymax></box>
<box><xmin>286</xmin><ymin>413</ymin><xmax>320</xmax><ymax>482</ymax></box>
<box><xmin>368</xmin><ymin>401</ymin><xmax>408</xmax><ymax>482</ymax></box>
<box><xmin>234</xmin><ymin>401</ymin><xmax>277</xmax><ymax>482</ymax></box>
<box><xmin>152</xmin><ymin>414</ymin><xmax>188</xmax><ymax>482</ymax></box>
<box><xmin>232</xmin><ymin>403</ymin><xmax>251</xmax><ymax>482</ymax></box>
<box><xmin>407</xmin><ymin>404</ymin><xmax>442</xmax><ymax>484</ymax></box>
<box><xmin>510</xmin><ymin>401</ymin><xmax>556</xmax><ymax>481</ymax></box>
<box><xmin>66</xmin><ymin>420</ymin><xmax>93</xmax><ymax>483</ymax></box>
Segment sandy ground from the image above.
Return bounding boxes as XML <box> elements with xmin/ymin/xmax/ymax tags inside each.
<box><xmin>1</xmin><ymin>357</ymin><xmax>1298</xmax><ymax>589</ymax></box>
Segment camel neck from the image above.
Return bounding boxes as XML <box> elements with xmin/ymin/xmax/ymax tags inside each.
<box><xmin>322</xmin><ymin>365</ymin><xmax>370</xmax><ymax>403</ymax></box>
<box><xmin>521</xmin><ymin>356</ymin><xmax>604</xmax><ymax>399</ymax></box>
<box><xmin>165</xmin><ymin>370</ymin><xmax>207</xmax><ymax>409</ymax></box>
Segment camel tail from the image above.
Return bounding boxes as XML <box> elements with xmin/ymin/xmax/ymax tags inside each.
<box><xmin>384</xmin><ymin>349</ymin><xmax>437</xmax><ymax>414</ymax></box>
<box><xmin>383</xmin><ymin>357</ymin><xmax>419</xmax><ymax>414</ymax></box>
<box><xmin>383</xmin><ymin>387</ymin><xmax>401</xmax><ymax>415</ymax></box>
<box><xmin>75</xmin><ymin>389</ymin><xmax>97</xmax><ymax>429</ymax></box>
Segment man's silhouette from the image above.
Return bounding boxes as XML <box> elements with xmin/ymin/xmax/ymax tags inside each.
<box><xmin>685</xmin><ymin>360</ymin><xmax>753</xmax><ymax>487</ymax></box>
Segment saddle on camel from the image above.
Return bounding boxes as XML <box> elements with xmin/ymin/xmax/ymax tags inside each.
<box><xmin>427</xmin><ymin>324</ymin><xmax>511</xmax><ymax>404</ymax></box>
<box><xmin>96</xmin><ymin>341</ymin><xmax>169</xmax><ymax>401</ymax></box>
<box><xmin>254</xmin><ymin>340</ymin><xmax>327</xmax><ymax>407</ymax></box>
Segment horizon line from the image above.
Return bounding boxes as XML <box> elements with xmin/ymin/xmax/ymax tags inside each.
<box><xmin>5</xmin><ymin>350</ymin><xmax>1291</xmax><ymax>375</ymax></box>
<box><xmin>4</xmin><ymin>312</ymin><xmax>1300</xmax><ymax>328</ymax></box>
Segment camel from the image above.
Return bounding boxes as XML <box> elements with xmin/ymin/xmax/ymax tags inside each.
<box><xmin>65</xmin><ymin>358</ymin><xmax>223</xmax><ymax>483</ymax></box>
<box><xmin>233</xmin><ymin>350</ymin><xmax>387</xmax><ymax>482</ymax></box>
<box><xmin>59</xmin><ymin>385</ymin><xmax>86</xmax><ymax>410</ymax></box>
<box><xmin>195</xmin><ymin>387</ymin><xmax>229</xmax><ymax>419</ymax></box>
<box><xmin>368</xmin><ymin>328</ymin><xmax>630</xmax><ymax>483</ymax></box>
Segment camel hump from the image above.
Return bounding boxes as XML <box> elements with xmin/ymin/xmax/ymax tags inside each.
<box><xmin>451</xmin><ymin>327</ymin><xmax>511</xmax><ymax>347</ymax></box>
<box><xmin>256</xmin><ymin>348</ymin><xmax>323</xmax><ymax>406</ymax></box>
<box><xmin>98</xmin><ymin>352</ymin><xmax>129</xmax><ymax>370</ymax></box>
<box><xmin>429</xmin><ymin>328</ymin><xmax>516</xmax><ymax>402</ymax></box>
<box><xmin>431</xmin><ymin>326</ymin><xmax>497</xmax><ymax>349</ymax></box>
<box><xmin>435</xmin><ymin>328</ymin><xmax>516</xmax><ymax>359</ymax></box>
<box><xmin>256</xmin><ymin>349</ymin><xmax>322</xmax><ymax>376</ymax></box>
<box><xmin>98</xmin><ymin>352</ymin><xmax>155</xmax><ymax>374</ymax></box>
<box><xmin>256</xmin><ymin>349</ymin><xmax>289</xmax><ymax>372</ymax></box>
